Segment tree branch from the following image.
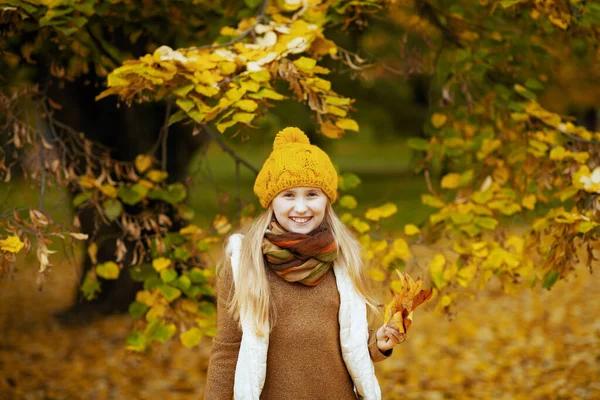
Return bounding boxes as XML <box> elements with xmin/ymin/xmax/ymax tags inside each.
<box><xmin>188</xmin><ymin>0</ymin><xmax>269</xmax><ymax>51</ymax></box>
<box><xmin>416</xmin><ymin>0</ymin><xmax>464</xmax><ymax>48</ymax></box>
<box><xmin>161</xmin><ymin>102</ymin><xmax>171</xmax><ymax>171</ymax></box>
<box><xmin>202</xmin><ymin>125</ymin><xmax>259</xmax><ymax>175</ymax></box>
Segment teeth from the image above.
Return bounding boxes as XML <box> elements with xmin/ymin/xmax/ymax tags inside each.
<box><xmin>290</xmin><ymin>217</ymin><xmax>311</xmax><ymax>223</ymax></box>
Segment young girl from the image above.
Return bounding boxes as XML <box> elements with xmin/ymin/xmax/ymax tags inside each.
<box><xmin>205</xmin><ymin>127</ymin><xmax>405</xmax><ymax>400</ymax></box>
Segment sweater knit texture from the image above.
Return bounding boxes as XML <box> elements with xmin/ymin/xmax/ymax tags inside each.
<box><xmin>205</xmin><ymin>263</ymin><xmax>390</xmax><ymax>399</ymax></box>
<box><xmin>253</xmin><ymin>127</ymin><xmax>338</xmax><ymax>208</ymax></box>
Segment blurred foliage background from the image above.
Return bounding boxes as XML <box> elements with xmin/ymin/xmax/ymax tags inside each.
<box><xmin>1</xmin><ymin>0</ymin><xmax>599</xmax><ymax>398</ymax></box>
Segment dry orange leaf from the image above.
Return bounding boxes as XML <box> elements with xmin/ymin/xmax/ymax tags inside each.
<box><xmin>384</xmin><ymin>271</ymin><xmax>433</xmax><ymax>333</ymax></box>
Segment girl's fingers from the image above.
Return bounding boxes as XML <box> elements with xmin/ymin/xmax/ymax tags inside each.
<box><xmin>385</xmin><ymin>327</ymin><xmax>406</xmax><ymax>343</ymax></box>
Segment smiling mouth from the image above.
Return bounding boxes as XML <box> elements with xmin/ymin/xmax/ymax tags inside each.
<box><xmin>289</xmin><ymin>216</ymin><xmax>313</xmax><ymax>225</ymax></box>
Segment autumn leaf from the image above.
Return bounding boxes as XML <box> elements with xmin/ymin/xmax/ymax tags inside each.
<box><xmin>0</xmin><ymin>236</ymin><xmax>25</xmax><ymax>253</ymax></box>
<box><xmin>152</xmin><ymin>257</ymin><xmax>171</xmax><ymax>272</ymax></box>
<box><xmin>96</xmin><ymin>261</ymin><xmax>120</xmax><ymax>279</ymax></box>
<box><xmin>180</xmin><ymin>327</ymin><xmax>202</xmax><ymax>348</ymax></box>
<box><xmin>404</xmin><ymin>224</ymin><xmax>420</xmax><ymax>236</ymax></box>
<box><xmin>384</xmin><ymin>271</ymin><xmax>433</xmax><ymax>333</ymax></box>
<box><xmin>212</xmin><ymin>215</ymin><xmax>231</xmax><ymax>235</ymax></box>
<box><xmin>430</xmin><ymin>113</ymin><xmax>447</xmax><ymax>128</ymax></box>
<box><xmin>135</xmin><ymin>154</ymin><xmax>152</xmax><ymax>173</ymax></box>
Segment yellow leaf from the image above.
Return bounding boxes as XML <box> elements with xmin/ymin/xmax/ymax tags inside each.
<box><xmin>96</xmin><ymin>261</ymin><xmax>120</xmax><ymax>279</ymax></box>
<box><xmin>240</xmin><ymin>79</ymin><xmax>260</xmax><ymax>92</ymax></box>
<box><xmin>0</xmin><ymin>236</ymin><xmax>24</xmax><ymax>253</ymax></box>
<box><xmin>234</xmin><ymin>99</ymin><xmax>258</xmax><ymax>112</ymax></box>
<box><xmin>431</xmin><ymin>113</ymin><xmax>447</xmax><ymax>128</ymax></box>
<box><xmin>180</xmin><ymin>327</ymin><xmax>203</xmax><ymax>349</ymax></box>
<box><xmin>441</xmin><ymin>173</ymin><xmax>460</xmax><ymax>189</ymax></box>
<box><xmin>429</xmin><ymin>254</ymin><xmax>446</xmax><ymax>289</ymax></box>
<box><xmin>98</xmin><ymin>184</ymin><xmax>118</xmax><ymax>198</ymax></box>
<box><xmin>371</xmin><ymin>239</ymin><xmax>388</xmax><ymax>252</ymax></box>
<box><xmin>232</xmin><ymin>112</ymin><xmax>255</xmax><ymax>124</ymax></box>
<box><xmin>212</xmin><ymin>214</ymin><xmax>232</xmax><ymax>235</ymax></box>
<box><xmin>404</xmin><ymin>224</ymin><xmax>420</xmax><ymax>236</ymax></box>
<box><xmin>249</xmin><ymin>69</ymin><xmax>270</xmax><ymax>82</ymax></box>
<box><xmin>339</xmin><ymin>195</ymin><xmax>357</xmax><ymax>209</ymax></box>
<box><xmin>392</xmin><ymin>238</ymin><xmax>411</xmax><ymax>259</ymax></box>
<box><xmin>152</xmin><ymin>257</ymin><xmax>172</xmax><ymax>272</ymax></box>
<box><xmin>335</xmin><ymin>119</ymin><xmax>359</xmax><ymax>132</ymax></box>
<box><xmin>367</xmin><ymin>268</ymin><xmax>386</xmax><ymax>282</ymax></box>
<box><xmin>521</xmin><ymin>194</ymin><xmax>536</xmax><ymax>210</ymax></box>
<box><xmin>147</xmin><ymin>169</ymin><xmax>168</xmax><ymax>183</ymax></box>
<box><xmin>378</xmin><ymin>203</ymin><xmax>398</xmax><ymax>218</ymax></box>
<box><xmin>88</xmin><ymin>242</ymin><xmax>98</xmax><ymax>264</ymax></box>
<box><xmin>179</xmin><ymin>225</ymin><xmax>201</xmax><ymax>236</ymax></box>
<box><xmin>135</xmin><ymin>154</ymin><xmax>152</xmax><ymax>173</ymax></box>
<box><xmin>326</xmin><ymin>105</ymin><xmax>346</xmax><ymax>117</ymax></box>
<box><xmin>293</xmin><ymin>56</ymin><xmax>316</xmax><ymax>71</ymax></box>
<box><xmin>320</xmin><ymin>121</ymin><xmax>344</xmax><ymax>139</ymax></box>
<box><xmin>351</xmin><ymin>218</ymin><xmax>371</xmax><ymax>233</ymax></box>
<box><xmin>79</xmin><ymin>175</ymin><xmax>96</xmax><ymax>189</ymax></box>
<box><xmin>219</xmin><ymin>61</ymin><xmax>237</xmax><ymax>75</ymax></box>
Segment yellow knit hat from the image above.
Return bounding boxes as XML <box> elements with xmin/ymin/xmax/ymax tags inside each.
<box><xmin>254</xmin><ymin>127</ymin><xmax>338</xmax><ymax>208</ymax></box>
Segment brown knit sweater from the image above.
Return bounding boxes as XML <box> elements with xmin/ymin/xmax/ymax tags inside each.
<box><xmin>204</xmin><ymin>263</ymin><xmax>391</xmax><ymax>399</ymax></box>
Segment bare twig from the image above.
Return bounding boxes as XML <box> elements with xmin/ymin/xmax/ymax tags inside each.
<box><xmin>425</xmin><ymin>169</ymin><xmax>438</xmax><ymax>196</ymax></box>
<box><xmin>188</xmin><ymin>0</ymin><xmax>269</xmax><ymax>51</ymax></box>
<box><xmin>202</xmin><ymin>125</ymin><xmax>259</xmax><ymax>175</ymax></box>
<box><xmin>37</xmin><ymin>108</ymin><xmax>47</xmax><ymax>211</ymax></box>
<box><xmin>161</xmin><ymin>102</ymin><xmax>172</xmax><ymax>171</ymax></box>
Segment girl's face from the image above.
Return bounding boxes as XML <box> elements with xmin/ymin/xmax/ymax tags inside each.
<box><xmin>271</xmin><ymin>187</ymin><xmax>328</xmax><ymax>234</ymax></box>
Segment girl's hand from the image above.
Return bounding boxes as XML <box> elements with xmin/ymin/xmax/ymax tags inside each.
<box><xmin>376</xmin><ymin>324</ymin><xmax>406</xmax><ymax>352</ymax></box>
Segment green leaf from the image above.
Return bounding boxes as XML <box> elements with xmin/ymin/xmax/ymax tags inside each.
<box><xmin>126</xmin><ymin>332</ymin><xmax>147</xmax><ymax>352</ymax></box>
<box><xmin>143</xmin><ymin>276</ymin><xmax>162</xmax><ymax>291</ymax></box>
<box><xmin>248</xmin><ymin>88</ymin><xmax>284</xmax><ymax>100</ymax></box>
<box><xmin>339</xmin><ymin>195</ymin><xmax>357</xmax><ymax>209</ymax></box>
<box><xmin>81</xmin><ymin>271</ymin><xmax>101</xmax><ymax>300</ymax></box>
<box><xmin>174</xmin><ymin>247</ymin><xmax>191</xmax><ymax>261</ymax></box>
<box><xmin>147</xmin><ymin>183</ymin><xmax>187</xmax><ymax>204</ymax></box>
<box><xmin>542</xmin><ymin>270</ymin><xmax>559</xmax><ymax>289</ymax></box>
<box><xmin>338</xmin><ymin>173</ymin><xmax>361</xmax><ymax>191</ymax></box>
<box><xmin>475</xmin><ymin>217</ymin><xmax>499</xmax><ymax>230</ymax></box>
<box><xmin>244</xmin><ymin>0</ymin><xmax>263</xmax><ymax>9</ymax></box>
<box><xmin>102</xmin><ymin>198</ymin><xmax>123</xmax><ymax>220</ymax></box>
<box><xmin>408</xmin><ymin>137</ymin><xmax>429</xmax><ymax>151</ymax></box>
<box><xmin>118</xmin><ymin>183</ymin><xmax>149</xmax><ymax>205</ymax></box>
<box><xmin>525</xmin><ymin>78</ymin><xmax>544</xmax><ymax>91</ymax></box>
<box><xmin>165</xmin><ymin>232</ymin><xmax>187</xmax><ymax>247</ymax></box>
<box><xmin>198</xmin><ymin>301</ymin><xmax>216</xmax><ymax>316</ymax></box>
<box><xmin>173</xmin><ymin>275</ymin><xmax>192</xmax><ymax>291</ymax></box>
<box><xmin>500</xmin><ymin>0</ymin><xmax>521</xmax><ymax>9</ymax></box>
<box><xmin>147</xmin><ymin>321</ymin><xmax>176</xmax><ymax>343</ymax></box>
<box><xmin>188</xmin><ymin>268</ymin><xmax>207</xmax><ymax>284</ymax></box>
<box><xmin>421</xmin><ymin>194</ymin><xmax>445</xmax><ymax>208</ymax></box>
<box><xmin>96</xmin><ymin>261</ymin><xmax>120</xmax><ymax>279</ymax></box>
<box><xmin>180</xmin><ymin>327</ymin><xmax>203</xmax><ymax>348</ymax></box>
<box><xmin>129</xmin><ymin>263</ymin><xmax>158</xmax><ymax>282</ymax></box>
<box><xmin>129</xmin><ymin>301</ymin><xmax>149</xmax><ymax>320</ymax></box>
<box><xmin>160</xmin><ymin>269</ymin><xmax>178</xmax><ymax>283</ymax></box>
<box><xmin>73</xmin><ymin>191</ymin><xmax>92</xmax><ymax>207</ymax></box>
<box><xmin>158</xmin><ymin>283</ymin><xmax>181</xmax><ymax>302</ymax></box>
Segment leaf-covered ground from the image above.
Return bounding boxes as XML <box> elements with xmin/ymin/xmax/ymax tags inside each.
<box><xmin>1</xmin><ymin>263</ymin><xmax>598</xmax><ymax>400</ymax></box>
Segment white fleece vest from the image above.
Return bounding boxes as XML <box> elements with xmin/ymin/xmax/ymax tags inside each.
<box><xmin>226</xmin><ymin>234</ymin><xmax>382</xmax><ymax>400</ymax></box>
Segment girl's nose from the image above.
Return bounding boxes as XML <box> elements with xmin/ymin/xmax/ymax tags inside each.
<box><xmin>294</xmin><ymin>199</ymin><xmax>307</xmax><ymax>213</ymax></box>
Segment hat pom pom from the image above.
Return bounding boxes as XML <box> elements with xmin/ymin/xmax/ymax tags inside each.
<box><xmin>273</xmin><ymin>127</ymin><xmax>310</xmax><ymax>150</ymax></box>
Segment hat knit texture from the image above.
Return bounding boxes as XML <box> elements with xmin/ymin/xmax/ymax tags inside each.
<box><xmin>254</xmin><ymin>127</ymin><xmax>338</xmax><ymax>208</ymax></box>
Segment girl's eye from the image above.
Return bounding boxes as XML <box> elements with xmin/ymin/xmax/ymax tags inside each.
<box><xmin>283</xmin><ymin>193</ymin><xmax>293</xmax><ymax>198</ymax></box>
<box><xmin>308</xmin><ymin>192</ymin><xmax>318</xmax><ymax>197</ymax></box>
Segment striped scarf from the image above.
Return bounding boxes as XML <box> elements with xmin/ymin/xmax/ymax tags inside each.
<box><xmin>262</xmin><ymin>220</ymin><xmax>337</xmax><ymax>286</ymax></box>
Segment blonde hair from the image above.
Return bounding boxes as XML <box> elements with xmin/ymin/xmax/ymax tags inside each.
<box><xmin>217</xmin><ymin>203</ymin><xmax>380</xmax><ymax>337</ymax></box>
